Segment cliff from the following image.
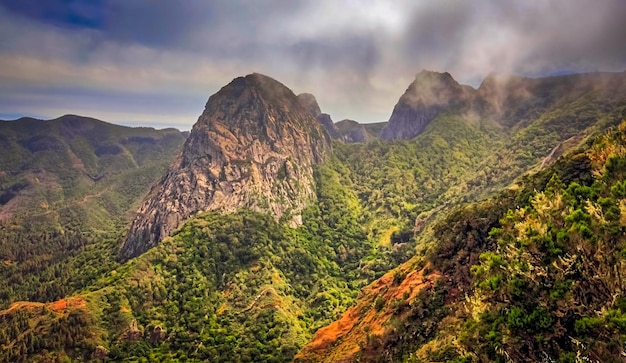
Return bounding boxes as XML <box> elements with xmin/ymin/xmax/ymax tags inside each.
<box><xmin>120</xmin><ymin>73</ymin><xmax>331</xmax><ymax>259</ymax></box>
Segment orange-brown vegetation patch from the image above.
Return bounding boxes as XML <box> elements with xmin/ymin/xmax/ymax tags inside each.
<box><xmin>1</xmin><ymin>296</ymin><xmax>86</xmax><ymax>317</ymax></box>
<box><xmin>299</xmin><ymin>305</ymin><xmax>361</xmax><ymax>356</ymax></box>
<box><xmin>50</xmin><ymin>296</ymin><xmax>86</xmax><ymax>311</ymax></box>
<box><xmin>295</xmin><ymin>262</ymin><xmax>441</xmax><ymax>363</ymax></box>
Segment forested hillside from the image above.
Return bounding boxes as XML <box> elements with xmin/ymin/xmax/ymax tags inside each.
<box><xmin>298</xmin><ymin>120</ymin><xmax>626</xmax><ymax>362</ymax></box>
<box><xmin>1</xmin><ymin>72</ymin><xmax>626</xmax><ymax>362</ymax></box>
<box><xmin>0</xmin><ymin>115</ymin><xmax>185</xmax><ymax>309</ymax></box>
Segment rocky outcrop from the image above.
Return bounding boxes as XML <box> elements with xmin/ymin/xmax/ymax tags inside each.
<box><xmin>297</xmin><ymin>93</ymin><xmax>322</xmax><ymax>118</ymax></box>
<box><xmin>316</xmin><ymin>113</ymin><xmax>341</xmax><ymax>139</ymax></box>
<box><xmin>335</xmin><ymin>119</ymin><xmax>372</xmax><ymax>143</ymax></box>
<box><xmin>120</xmin><ymin>73</ymin><xmax>331</xmax><ymax>259</ymax></box>
<box><xmin>297</xmin><ymin>93</ymin><xmax>341</xmax><ymax>139</ymax></box>
<box><xmin>91</xmin><ymin>345</ymin><xmax>109</xmax><ymax>360</ymax></box>
<box><xmin>380</xmin><ymin>70</ymin><xmax>475</xmax><ymax>140</ymax></box>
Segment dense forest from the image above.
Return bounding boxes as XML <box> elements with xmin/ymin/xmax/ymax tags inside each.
<box><xmin>2</xmin><ymin>73</ymin><xmax>626</xmax><ymax>362</ymax></box>
<box><xmin>297</xmin><ymin>120</ymin><xmax>626</xmax><ymax>362</ymax></box>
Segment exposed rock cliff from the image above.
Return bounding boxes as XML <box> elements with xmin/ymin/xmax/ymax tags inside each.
<box><xmin>297</xmin><ymin>93</ymin><xmax>341</xmax><ymax>139</ymax></box>
<box><xmin>380</xmin><ymin>70</ymin><xmax>475</xmax><ymax>140</ymax></box>
<box><xmin>120</xmin><ymin>73</ymin><xmax>331</xmax><ymax>259</ymax></box>
<box><xmin>297</xmin><ymin>93</ymin><xmax>322</xmax><ymax>118</ymax></box>
<box><xmin>316</xmin><ymin>113</ymin><xmax>341</xmax><ymax>139</ymax></box>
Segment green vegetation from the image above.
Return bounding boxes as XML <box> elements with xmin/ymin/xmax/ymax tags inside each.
<box><xmin>0</xmin><ymin>158</ymin><xmax>392</xmax><ymax>362</ymax></box>
<box><xmin>343</xmin><ymin>120</ymin><xmax>626</xmax><ymax>362</ymax></box>
<box><xmin>458</xmin><ymin>125</ymin><xmax>626</xmax><ymax>361</ymax></box>
<box><xmin>0</xmin><ymin>116</ymin><xmax>185</xmax><ymax>311</ymax></box>
<box><xmin>2</xmin><ymin>77</ymin><xmax>626</xmax><ymax>362</ymax></box>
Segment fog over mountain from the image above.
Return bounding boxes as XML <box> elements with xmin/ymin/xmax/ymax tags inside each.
<box><xmin>1</xmin><ymin>1</ymin><xmax>625</xmax><ymax>128</ymax></box>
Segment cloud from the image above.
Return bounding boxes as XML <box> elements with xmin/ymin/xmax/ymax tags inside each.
<box><xmin>0</xmin><ymin>1</ymin><xmax>625</xmax><ymax>128</ymax></box>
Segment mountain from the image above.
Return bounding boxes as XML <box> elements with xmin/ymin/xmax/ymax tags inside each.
<box><xmin>3</xmin><ymin>70</ymin><xmax>626</xmax><ymax>362</ymax></box>
<box><xmin>334</xmin><ymin>120</ymin><xmax>377</xmax><ymax>143</ymax></box>
<box><xmin>0</xmin><ymin>114</ymin><xmax>185</xmax><ymax>309</ymax></box>
<box><xmin>296</xmin><ymin>93</ymin><xmax>342</xmax><ymax>140</ymax></box>
<box><xmin>380</xmin><ymin>70</ymin><xmax>626</xmax><ymax>141</ymax></box>
<box><xmin>380</xmin><ymin>70</ymin><xmax>476</xmax><ymax>140</ymax></box>
<box><xmin>296</xmin><ymin>93</ymin><xmax>322</xmax><ymax>118</ymax></box>
<box><xmin>120</xmin><ymin>73</ymin><xmax>332</xmax><ymax>259</ymax></box>
<box><xmin>297</xmin><ymin>121</ymin><xmax>626</xmax><ymax>362</ymax></box>
<box><xmin>478</xmin><ymin>71</ymin><xmax>626</xmax><ymax>129</ymax></box>
<box><xmin>316</xmin><ymin>113</ymin><xmax>341</xmax><ymax>139</ymax></box>
<box><xmin>0</xmin><ymin>115</ymin><xmax>185</xmax><ymax>226</ymax></box>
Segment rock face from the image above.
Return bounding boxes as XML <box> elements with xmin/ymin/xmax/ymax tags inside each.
<box><xmin>335</xmin><ymin>119</ymin><xmax>372</xmax><ymax>143</ymax></box>
<box><xmin>316</xmin><ymin>113</ymin><xmax>341</xmax><ymax>139</ymax></box>
<box><xmin>297</xmin><ymin>93</ymin><xmax>341</xmax><ymax>139</ymax></box>
<box><xmin>120</xmin><ymin>73</ymin><xmax>331</xmax><ymax>259</ymax></box>
<box><xmin>380</xmin><ymin>70</ymin><xmax>474</xmax><ymax>140</ymax></box>
<box><xmin>297</xmin><ymin>93</ymin><xmax>322</xmax><ymax>117</ymax></box>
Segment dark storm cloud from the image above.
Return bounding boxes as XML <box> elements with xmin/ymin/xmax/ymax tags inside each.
<box><xmin>0</xmin><ymin>0</ymin><xmax>625</xmax><ymax>128</ymax></box>
<box><xmin>1</xmin><ymin>0</ymin><xmax>106</xmax><ymax>29</ymax></box>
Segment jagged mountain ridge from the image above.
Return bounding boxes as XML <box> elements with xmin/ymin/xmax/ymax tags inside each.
<box><xmin>120</xmin><ymin>73</ymin><xmax>331</xmax><ymax>259</ymax></box>
<box><xmin>380</xmin><ymin>70</ymin><xmax>626</xmax><ymax>141</ymax></box>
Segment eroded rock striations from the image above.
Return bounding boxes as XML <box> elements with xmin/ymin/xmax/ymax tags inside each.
<box><xmin>120</xmin><ymin>73</ymin><xmax>331</xmax><ymax>259</ymax></box>
<box><xmin>380</xmin><ymin>70</ymin><xmax>475</xmax><ymax>140</ymax></box>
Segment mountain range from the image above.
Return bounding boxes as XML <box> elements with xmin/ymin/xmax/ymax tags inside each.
<box><xmin>1</xmin><ymin>69</ymin><xmax>626</xmax><ymax>362</ymax></box>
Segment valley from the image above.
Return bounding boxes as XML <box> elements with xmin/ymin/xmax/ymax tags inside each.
<box><xmin>1</xmin><ymin>70</ymin><xmax>626</xmax><ymax>362</ymax></box>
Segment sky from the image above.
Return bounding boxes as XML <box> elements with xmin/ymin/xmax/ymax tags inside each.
<box><xmin>1</xmin><ymin>0</ymin><xmax>625</xmax><ymax>130</ymax></box>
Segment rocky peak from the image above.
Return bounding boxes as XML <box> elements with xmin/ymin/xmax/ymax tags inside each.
<box><xmin>316</xmin><ymin>113</ymin><xmax>341</xmax><ymax>139</ymax></box>
<box><xmin>380</xmin><ymin>70</ymin><xmax>474</xmax><ymax>140</ymax></box>
<box><xmin>297</xmin><ymin>93</ymin><xmax>341</xmax><ymax>139</ymax></box>
<box><xmin>120</xmin><ymin>73</ymin><xmax>331</xmax><ymax>259</ymax></box>
<box><xmin>297</xmin><ymin>93</ymin><xmax>322</xmax><ymax>117</ymax></box>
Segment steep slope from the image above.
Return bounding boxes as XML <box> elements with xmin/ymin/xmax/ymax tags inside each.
<box><xmin>380</xmin><ymin>70</ymin><xmax>477</xmax><ymax>140</ymax></box>
<box><xmin>0</xmin><ymin>158</ymin><xmax>394</xmax><ymax>362</ymax></box>
<box><xmin>296</xmin><ymin>93</ymin><xmax>322</xmax><ymax>118</ymax></box>
<box><xmin>121</xmin><ymin>73</ymin><xmax>331</xmax><ymax>259</ymax></box>
<box><xmin>4</xmin><ymin>71</ymin><xmax>626</xmax><ymax>363</ymax></box>
<box><xmin>381</xmin><ymin>71</ymin><xmax>626</xmax><ymax>142</ymax></box>
<box><xmin>316</xmin><ymin>113</ymin><xmax>342</xmax><ymax>139</ymax></box>
<box><xmin>297</xmin><ymin>119</ymin><xmax>626</xmax><ymax>362</ymax></box>
<box><xmin>297</xmin><ymin>92</ymin><xmax>342</xmax><ymax>140</ymax></box>
<box><xmin>460</xmin><ymin>71</ymin><xmax>626</xmax><ymax>200</ymax></box>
